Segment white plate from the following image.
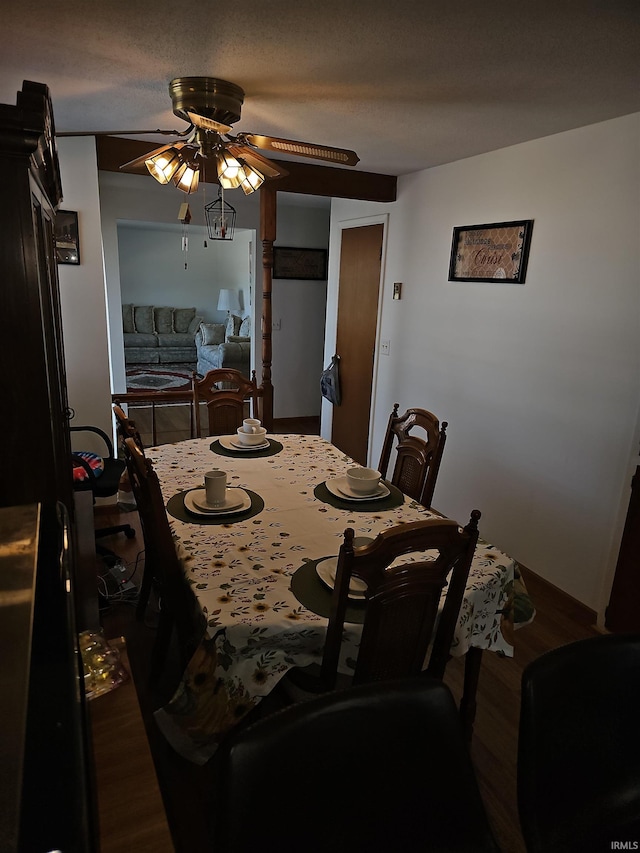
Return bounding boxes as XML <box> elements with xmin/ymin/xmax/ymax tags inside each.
<box><xmin>190</xmin><ymin>487</ymin><xmax>245</xmax><ymax>513</ymax></box>
<box><xmin>325</xmin><ymin>477</ymin><xmax>390</xmax><ymax>502</ymax></box>
<box><xmin>184</xmin><ymin>488</ymin><xmax>251</xmax><ymax>516</ymax></box>
<box><xmin>315</xmin><ymin>556</ymin><xmax>367</xmax><ymax>599</ymax></box>
<box><xmin>218</xmin><ymin>434</ymin><xmax>270</xmax><ymax>452</ymax></box>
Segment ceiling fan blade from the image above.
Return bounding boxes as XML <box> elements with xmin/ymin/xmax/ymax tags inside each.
<box><xmin>56</xmin><ymin>127</ymin><xmax>191</xmax><ymax>138</ymax></box>
<box><xmin>239</xmin><ymin>133</ymin><xmax>359</xmax><ymax>166</ymax></box>
<box><xmin>227</xmin><ymin>144</ymin><xmax>289</xmax><ymax>179</ymax></box>
<box><xmin>187</xmin><ymin>111</ymin><xmax>232</xmax><ymax>135</ymax></box>
<box><xmin>119</xmin><ymin>141</ymin><xmax>188</xmax><ymax>171</ymax></box>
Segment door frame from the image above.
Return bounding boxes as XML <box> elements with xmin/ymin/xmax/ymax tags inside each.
<box><xmin>321</xmin><ymin>213</ymin><xmax>389</xmax><ymax>465</ymax></box>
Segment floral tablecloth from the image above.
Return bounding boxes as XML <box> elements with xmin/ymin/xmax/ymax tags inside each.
<box><xmin>148</xmin><ymin>434</ymin><xmax>534</xmax><ymax>764</ymax></box>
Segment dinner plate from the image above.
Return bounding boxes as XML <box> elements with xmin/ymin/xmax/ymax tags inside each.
<box><xmin>325</xmin><ymin>477</ymin><xmax>390</xmax><ymax>502</ymax></box>
<box><xmin>315</xmin><ymin>556</ymin><xmax>368</xmax><ymax>599</ymax></box>
<box><xmin>184</xmin><ymin>488</ymin><xmax>251</xmax><ymax>516</ymax></box>
<box><xmin>190</xmin><ymin>487</ymin><xmax>246</xmax><ymax>513</ymax></box>
<box><xmin>219</xmin><ymin>434</ymin><xmax>270</xmax><ymax>452</ymax></box>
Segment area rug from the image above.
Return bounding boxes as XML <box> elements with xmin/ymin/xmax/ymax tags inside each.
<box><xmin>126</xmin><ymin>363</ymin><xmax>195</xmax><ymax>392</ymax></box>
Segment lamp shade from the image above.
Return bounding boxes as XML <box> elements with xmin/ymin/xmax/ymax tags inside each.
<box><xmin>217</xmin><ymin>289</ymin><xmax>241</xmax><ymax>313</ymax></box>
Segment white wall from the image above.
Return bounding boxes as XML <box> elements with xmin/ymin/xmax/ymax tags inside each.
<box><xmin>326</xmin><ymin>112</ymin><xmax>640</xmax><ymax>616</ymax></box>
<box><xmin>273</xmin><ymin>199</ymin><xmax>330</xmax><ymax>418</ymax></box>
<box><xmin>57</xmin><ymin>137</ymin><xmax>113</xmax><ymax>452</ymax></box>
<box><xmin>117</xmin><ymin>221</ymin><xmax>252</xmax><ymax>324</ymax></box>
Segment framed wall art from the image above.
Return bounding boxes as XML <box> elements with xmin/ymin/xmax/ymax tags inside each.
<box><xmin>54</xmin><ymin>210</ymin><xmax>80</xmax><ymax>265</ymax></box>
<box><xmin>273</xmin><ymin>246</ymin><xmax>328</xmax><ymax>280</ymax></box>
<box><xmin>448</xmin><ymin>219</ymin><xmax>533</xmax><ymax>283</ymax></box>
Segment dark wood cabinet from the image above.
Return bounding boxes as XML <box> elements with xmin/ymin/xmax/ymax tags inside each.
<box><xmin>0</xmin><ymin>80</ymin><xmax>72</xmax><ymax>522</ymax></box>
<box><xmin>0</xmin><ymin>82</ymin><xmax>97</xmax><ymax>852</ymax></box>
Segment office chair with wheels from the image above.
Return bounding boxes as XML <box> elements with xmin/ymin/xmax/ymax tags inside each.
<box><xmin>70</xmin><ymin>424</ymin><xmax>135</xmax><ymax>540</ymax></box>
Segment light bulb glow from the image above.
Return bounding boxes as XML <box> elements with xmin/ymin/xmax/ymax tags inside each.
<box><xmin>145</xmin><ymin>148</ymin><xmax>181</xmax><ymax>184</ymax></box>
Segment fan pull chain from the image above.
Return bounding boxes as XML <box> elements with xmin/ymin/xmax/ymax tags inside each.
<box><xmin>203</xmin><ymin>179</ymin><xmax>208</xmax><ymax>248</ymax></box>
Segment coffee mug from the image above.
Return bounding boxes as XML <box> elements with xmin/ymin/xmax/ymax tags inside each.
<box><xmin>204</xmin><ymin>469</ymin><xmax>227</xmax><ymax>506</ymax></box>
<box><xmin>243</xmin><ymin>418</ymin><xmax>261</xmax><ymax>433</ymax></box>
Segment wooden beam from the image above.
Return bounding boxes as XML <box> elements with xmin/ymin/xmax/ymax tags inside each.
<box><xmin>94</xmin><ymin>136</ymin><xmax>397</xmax><ymax>202</ymax></box>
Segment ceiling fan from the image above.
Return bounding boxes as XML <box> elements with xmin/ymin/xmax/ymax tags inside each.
<box><xmin>59</xmin><ymin>77</ymin><xmax>360</xmax><ymax>196</ymax></box>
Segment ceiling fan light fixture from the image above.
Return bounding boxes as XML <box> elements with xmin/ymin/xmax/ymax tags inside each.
<box><xmin>239</xmin><ymin>163</ymin><xmax>264</xmax><ymax>195</ymax></box>
<box><xmin>145</xmin><ymin>147</ymin><xmax>182</xmax><ymax>184</ymax></box>
<box><xmin>217</xmin><ymin>151</ymin><xmax>244</xmax><ymax>188</ymax></box>
<box><xmin>172</xmin><ymin>155</ymin><xmax>200</xmax><ymax>194</ymax></box>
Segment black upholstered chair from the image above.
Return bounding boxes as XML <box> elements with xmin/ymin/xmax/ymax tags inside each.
<box><xmin>70</xmin><ymin>424</ymin><xmax>135</xmax><ymax>541</ymax></box>
<box><xmin>213</xmin><ymin>678</ymin><xmax>500</xmax><ymax>853</ymax></box>
<box><xmin>518</xmin><ymin>633</ymin><xmax>640</xmax><ymax>853</ymax></box>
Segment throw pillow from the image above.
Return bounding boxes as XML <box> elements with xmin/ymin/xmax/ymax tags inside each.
<box><xmin>122</xmin><ymin>303</ymin><xmax>135</xmax><ymax>333</ymax></box>
<box><xmin>227</xmin><ymin>335</ymin><xmax>251</xmax><ymax>343</ymax></box>
<box><xmin>174</xmin><ymin>306</ymin><xmax>196</xmax><ymax>333</ymax></box>
<box><xmin>154</xmin><ymin>306</ymin><xmax>174</xmax><ymax>334</ymax></box>
<box><xmin>225</xmin><ymin>313</ymin><xmax>242</xmax><ymax>339</ymax></box>
<box><xmin>134</xmin><ymin>305</ymin><xmax>155</xmax><ymax>334</ymax></box>
<box><xmin>187</xmin><ymin>313</ymin><xmax>203</xmax><ymax>334</ymax></box>
<box><xmin>239</xmin><ymin>315</ymin><xmax>251</xmax><ymax>338</ymax></box>
<box><xmin>201</xmin><ymin>323</ymin><xmax>226</xmax><ymax>346</ymax></box>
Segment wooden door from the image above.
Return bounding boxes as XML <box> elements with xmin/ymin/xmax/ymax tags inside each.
<box><xmin>331</xmin><ymin>224</ymin><xmax>383</xmax><ymax>464</ymax></box>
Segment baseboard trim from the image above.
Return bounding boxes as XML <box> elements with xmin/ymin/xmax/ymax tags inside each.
<box><xmin>519</xmin><ymin>564</ymin><xmax>598</xmax><ymax>627</ymax></box>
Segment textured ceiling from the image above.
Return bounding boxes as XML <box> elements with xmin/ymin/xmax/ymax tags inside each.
<box><xmin>1</xmin><ymin>0</ymin><xmax>639</xmax><ymax>177</ymax></box>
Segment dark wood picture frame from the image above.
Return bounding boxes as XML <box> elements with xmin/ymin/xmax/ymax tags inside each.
<box><xmin>448</xmin><ymin>219</ymin><xmax>533</xmax><ymax>283</ymax></box>
<box><xmin>273</xmin><ymin>246</ymin><xmax>328</xmax><ymax>280</ymax></box>
<box><xmin>55</xmin><ymin>209</ymin><xmax>80</xmax><ymax>265</ymax></box>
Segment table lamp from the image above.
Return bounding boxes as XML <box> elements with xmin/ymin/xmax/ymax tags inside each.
<box><xmin>217</xmin><ymin>289</ymin><xmax>241</xmax><ymax>317</ymax></box>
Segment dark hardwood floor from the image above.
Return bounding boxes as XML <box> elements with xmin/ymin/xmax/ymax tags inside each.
<box><xmin>92</xmin><ymin>412</ymin><xmax>601</xmax><ymax>851</ymax></box>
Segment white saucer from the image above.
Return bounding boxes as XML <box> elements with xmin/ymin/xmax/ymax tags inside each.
<box><xmin>184</xmin><ymin>488</ymin><xmax>251</xmax><ymax>516</ymax></box>
<box><xmin>219</xmin><ymin>434</ymin><xmax>270</xmax><ymax>452</ymax></box>
<box><xmin>326</xmin><ymin>477</ymin><xmax>390</xmax><ymax>502</ymax></box>
<box><xmin>190</xmin><ymin>487</ymin><xmax>245</xmax><ymax>513</ymax></box>
<box><xmin>315</xmin><ymin>556</ymin><xmax>367</xmax><ymax>599</ymax></box>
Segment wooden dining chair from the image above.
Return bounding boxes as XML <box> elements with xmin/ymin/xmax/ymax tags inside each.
<box><xmin>284</xmin><ymin>511</ymin><xmax>481</xmax><ymax>736</ymax></box>
<box><xmin>122</xmin><ymin>437</ymin><xmax>203</xmax><ymax>680</ymax></box>
<box><xmin>113</xmin><ymin>403</ymin><xmax>145</xmax><ymax>451</ymax></box>
<box><xmin>518</xmin><ymin>634</ymin><xmax>640</xmax><ymax>853</ymax></box>
<box><xmin>192</xmin><ymin>368</ymin><xmax>261</xmax><ymax>437</ymax></box>
<box><xmin>377</xmin><ymin>403</ymin><xmax>448</xmax><ymax>508</ymax></box>
<box><xmin>213</xmin><ymin>677</ymin><xmax>500</xmax><ymax>853</ymax></box>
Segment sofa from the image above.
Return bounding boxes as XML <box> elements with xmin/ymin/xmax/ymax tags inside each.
<box><xmin>122</xmin><ymin>304</ymin><xmax>202</xmax><ymax>364</ymax></box>
<box><xmin>195</xmin><ymin>313</ymin><xmax>251</xmax><ymax>378</ymax></box>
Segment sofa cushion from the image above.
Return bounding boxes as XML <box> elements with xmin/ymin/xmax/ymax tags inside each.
<box><xmin>134</xmin><ymin>305</ymin><xmax>155</xmax><ymax>334</ymax></box>
<box><xmin>174</xmin><ymin>306</ymin><xmax>197</xmax><ymax>333</ymax></box>
<box><xmin>188</xmin><ymin>313</ymin><xmax>203</xmax><ymax>334</ymax></box>
<box><xmin>124</xmin><ymin>332</ymin><xmax>158</xmax><ymax>347</ymax></box>
<box><xmin>239</xmin><ymin>315</ymin><xmax>251</xmax><ymax>337</ymax></box>
<box><xmin>157</xmin><ymin>332</ymin><xmax>195</xmax><ymax>347</ymax></box>
<box><xmin>122</xmin><ymin>303</ymin><xmax>135</xmax><ymax>333</ymax></box>
<box><xmin>154</xmin><ymin>306</ymin><xmax>174</xmax><ymax>334</ymax></box>
<box><xmin>225</xmin><ymin>313</ymin><xmax>242</xmax><ymax>339</ymax></box>
<box><xmin>201</xmin><ymin>322</ymin><xmax>226</xmax><ymax>346</ymax></box>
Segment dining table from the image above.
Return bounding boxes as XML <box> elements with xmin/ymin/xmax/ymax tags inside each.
<box><xmin>148</xmin><ymin>433</ymin><xmax>535</xmax><ymax>765</ymax></box>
